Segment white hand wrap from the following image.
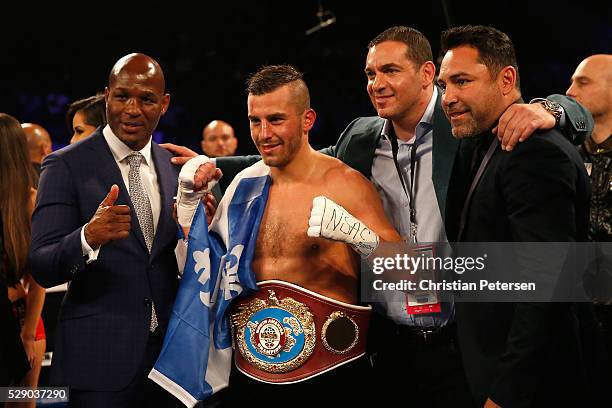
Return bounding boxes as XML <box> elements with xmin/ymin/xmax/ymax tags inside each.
<box><xmin>176</xmin><ymin>155</ymin><xmax>217</xmax><ymax>227</ymax></box>
<box><xmin>307</xmin><ymin>196</ymin><xmax>380</xmax><ymax>258</ymax></box>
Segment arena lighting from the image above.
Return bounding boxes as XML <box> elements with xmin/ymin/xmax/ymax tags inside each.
<box><xmin>305</xmin><ymin>0</ymin><xmax>336</xmax><ymax>35</ymax></box>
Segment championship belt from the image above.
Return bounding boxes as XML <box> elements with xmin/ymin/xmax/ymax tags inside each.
<box><xmin>231</xmin><ymin>280</ymin><xmax>371</xmax><ymax>384</ymax></box>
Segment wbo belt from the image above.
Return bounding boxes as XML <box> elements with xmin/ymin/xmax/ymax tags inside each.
<box><xmin>231</xmin><ymin>280</ymin><xmax>371</xmax><ymax>384</ymax></box>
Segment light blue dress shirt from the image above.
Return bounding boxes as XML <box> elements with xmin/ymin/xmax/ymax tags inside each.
<box><xmin>370</xmin><ymin>88</ymin><xmax>454</xmax><ymax>328</ymax></box>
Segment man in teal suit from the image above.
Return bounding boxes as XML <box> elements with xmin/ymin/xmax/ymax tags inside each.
<box><xmin>164</xmin><ymin>26</ymin><xmax>592</xmax><ymax>406</ymax></box>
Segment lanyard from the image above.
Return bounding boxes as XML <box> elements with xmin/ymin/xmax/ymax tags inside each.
<box><xmin>457</xmin><ymin>137</ymin><xmax>500</xmax><ymax>241</ymax></box>
<box><xmin>390</xmin><ymin>135</ymin><xmax>419</xmax><ymax>243</ymax></box>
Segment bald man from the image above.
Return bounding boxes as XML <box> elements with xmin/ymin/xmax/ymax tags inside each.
<box><xmin>30</xmin><ymin>53</ymin><xmax>181</xmax><ymax>407</ymax></box>
<box><xmin>567</xmin><ymin>54</ymin><xmax>612</xmax><ymax>242</ymax></box>
<box><xmin>201</xmin><ymin>119</ymin><xmax>237</xmax><ymax>157</ymax></box>
<box><xmin>567</xmin><ymin>55</ymin><xmax>612</xmax><ymax>380</ymax></box>
<box><xmin>567</xmin><ymin>55</ymin><xmax>612</xmax><ymax>146</ymax></box>
<box><xmin>21</xmin><ymin>122</ymin><xmax>52</xmax><ymax>176</ymax></box>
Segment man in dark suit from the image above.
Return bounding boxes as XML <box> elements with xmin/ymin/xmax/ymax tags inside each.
<box><xmin>437</xmin><ymin>25</ymin><xmax>591</xmax><ymax>408</ymax></box>
<box><xmin>30</xmin><ymin>53</ymin><xmax>180</xmax><ymax>407</ymax></box>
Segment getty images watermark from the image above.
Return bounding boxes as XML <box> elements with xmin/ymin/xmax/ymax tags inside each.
<box><xmin>370</xmin><ymin>250</ymin><xmax>534</xmax><ymax>292</ymax></box>
<box><xmin>360</xmin><ymin>242</ymin><xmax>612</xmax><ymax>303</ymax></box>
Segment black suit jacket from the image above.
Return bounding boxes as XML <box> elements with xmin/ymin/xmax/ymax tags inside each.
<box><xmin>29</xmin><ymin>129</ymin><xmax>180</xmax><ymax>391</ymax></box>
<box><xmin>456</xmin><ymin>128</ymin><xmax>591</xmax><ymax>407</ymax></box>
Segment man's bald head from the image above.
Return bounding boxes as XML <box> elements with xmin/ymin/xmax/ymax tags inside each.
<box><xmin>567</xmin><ymin>54</ymin><xmax>612</xmax><ymax>143</ymax></box>
<box><xmin>579</xmin><ymin>54</ymin><xmax>612</xmax><ymax>80</ymax></box>
<box><xmin>201</xmin><ymin>120</ymin><xmax>237</xmax><ymax>157</ymax></box>
<box><xmin>21</xmin><ymin>122</ymin><xmax>52</xmax><ymax>163</ymax></box>
<box><xmin>567</xmin><ymin>54</ymin><xmax>612</xmax><ymax>118</ymax></box>
<box><xmin>105</xmin><ymin>53</ymin><xmax>170</xmax><ymax>151</ymax></box>
<box><xmin>109</xmin><ymin>53</ymin><xmax>166</xmax><ymax>93</ymax></box>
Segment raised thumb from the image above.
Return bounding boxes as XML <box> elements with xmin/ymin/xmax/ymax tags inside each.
<box><xmin>101</xmin><ymin>184</ymin><xmax>119</xmax><ymax>207</ymax></box>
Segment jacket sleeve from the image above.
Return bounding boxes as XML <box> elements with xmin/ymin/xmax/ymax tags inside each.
<box><xmin>318</xmin><ymin>146</ymin><xmax>335</xmax><ymax>157</ymax></box>
<box><xmin>29</xmin><ymin>154</ymin><xmax>86</xmax><ymax>288</ymax></box>
<box><xmin>318</xmin><ymin>117</ymin><xmax>375</xmax><ymax>159</ymax></box>
<box><xmin>215</xmin><ymin>155</ymin><xmax>261</xmax><ymax>194</ymax></box>
<box><xmin>328</xmin><ymin>117</ymin><xmax>365</xmax><ymax>159</ymax></box>
<box><xmin>548</xmin><ymin>94</ymin><xmax>594</xmax><ymax>146</ymax></box>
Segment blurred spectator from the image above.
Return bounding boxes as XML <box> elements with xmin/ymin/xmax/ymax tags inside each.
<box><xmin>1</xmin><ymin>113</ymin><xmax>46</xmax><ymax>408</ymax></box>
<box><xmin>21</xmin><ymin>123</ymin><xmax>52</xmax><ymax>177</ymax></box>
<box><xmin>567</xmin><ymin>54</ymin><xmax>612</xmax><ymax>157</ymax></box>
<box><xmin>66</xmin><ymin>94</ymin><xmax>107</xmax><ymax>144</ymax></box>
<box><xmin>1</xmin><ymin>214</ymin><xmax>30</xmax><ymax>387</ymax></box>
<box><xmin>201</xmin><ymin>119</ymin><xmax>237</xmax><ymax>157</ymax></box>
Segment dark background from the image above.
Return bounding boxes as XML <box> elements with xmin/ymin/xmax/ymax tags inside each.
<box><xmin>0</xmin><ymin>0</ymin><xmax>609</xmax><ymax>154</ymax></box>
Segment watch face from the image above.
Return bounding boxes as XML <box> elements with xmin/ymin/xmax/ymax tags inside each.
<box><xmin>542</xmin><ymin>100</ymin><xmax>562</xmax><ymax>121</ymax></box>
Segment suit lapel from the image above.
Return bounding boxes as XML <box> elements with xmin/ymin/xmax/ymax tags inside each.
<box><xmin>87</xmin><ymin>131</ymin><xmax>151</xmax><ymax>254</ymax></box>
<box><xmin>431</xmin><ymin>89</ymin><xmax>460</xmax><ymax>223</ymax></box>
<box><xmin>150</xmin><ymin>143</ymin><xmax>177</xmax><ymax>260</ymax></box>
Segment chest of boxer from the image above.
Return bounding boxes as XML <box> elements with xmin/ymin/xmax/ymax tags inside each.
<box><xmin>252</xmin><ymin>183</ymin><xmax>360</xmax><ymax>304</ymax></box>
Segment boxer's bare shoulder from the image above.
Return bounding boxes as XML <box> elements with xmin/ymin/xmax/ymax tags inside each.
<box><xmin>318</xmin><ymin>154</ymin><xmax>400</xmax><ymax>243</ymax></box>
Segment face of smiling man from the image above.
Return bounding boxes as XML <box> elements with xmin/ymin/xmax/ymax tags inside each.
<box><xmin>438</xmin><ymin>45</ymin><xmax>506</xmax><ymax>139</ymax></box>
<box><xmin>248</xmin><ymin>83</ymin><xmax>312</xmax><ymax>168</ymax></box>
<box><xmin>365</xmin><ymin>40</ymin><xmax>431</xmax><ymax>123</ymax></box>
<box><xmin>105</xmin><ymin>53</ymin><xmax>170</xmax><ymax>151</ymax></box>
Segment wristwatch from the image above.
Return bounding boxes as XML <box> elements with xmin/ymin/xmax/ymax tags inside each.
<box><xmin>531</xmin><ymin>98</ymin><xmax>563</xmax><ymax>126</ymax></box>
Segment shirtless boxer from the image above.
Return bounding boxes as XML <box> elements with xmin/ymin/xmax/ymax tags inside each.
<box><xmin>246</xmin><ymin>65</ymin><xmax>400</xmax><ymax>303</ymax></box>
<box><xmin>178</xmin><ymin>65</ymin><xmax>401</xmax><ymax>404</ymax></box>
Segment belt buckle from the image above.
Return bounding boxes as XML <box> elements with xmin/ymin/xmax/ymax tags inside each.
<box><xmin>232</xmin><ymin>289</ymin><xmax>316</xmax><ymax>373</ymax></box>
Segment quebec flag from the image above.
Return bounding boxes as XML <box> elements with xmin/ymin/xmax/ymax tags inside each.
<box><xmin>149</xmin><ymin>161</ymin><xmax>270</xmax><ymax>407</ymax></box>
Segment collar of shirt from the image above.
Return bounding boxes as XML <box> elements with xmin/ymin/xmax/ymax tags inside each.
<box><xmin>102</xmin><ymin>125</ymin><xmax>153</xmax><ymax>166</ymax></box>
<box><xmin>585</xmin><ymin>134</ymin><xmax>612</xmax><ymax>155</ymax></box>
<box><xmin>380</xmin><ymin>86</ymin><xmax>437</xmax><ymax>146</ymax></box>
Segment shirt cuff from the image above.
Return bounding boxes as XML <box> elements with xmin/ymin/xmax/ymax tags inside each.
<box><xmin>81</xmin><ymin>224</ymin><xmax>100</xmax><ymax>264</ymax></box>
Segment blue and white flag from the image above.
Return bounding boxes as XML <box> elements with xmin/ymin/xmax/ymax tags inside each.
<box><xmin>149</xmin><ymin>161</ymin><xmax>270</xmax><ymax>407</ymax></box>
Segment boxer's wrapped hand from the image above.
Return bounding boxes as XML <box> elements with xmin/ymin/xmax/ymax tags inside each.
<box><xmin>176</xmin><ymin>155</ymin><xmax>221</xmax><ymax>227</ymax></box>
<box><xmin>307</xmin><ymin>196</ymin><xmax>379</xmax><ymax>258</ymax></box>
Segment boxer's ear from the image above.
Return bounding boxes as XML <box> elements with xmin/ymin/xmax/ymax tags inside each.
<box><xmin>303</xmin><ymin>108</ymin><xmax>316</xmax><ymax>132</ymax></box>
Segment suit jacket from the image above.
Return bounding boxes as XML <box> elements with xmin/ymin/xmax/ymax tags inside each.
<box><xmin>456</xmin><ymin>129</ymin><xmax>591</xmax><ymax>407</ymax></box>
<box><xmin>29</xmin><ymin>129</ymin><xmax>180</xmax><ymax>391</ymax></box>
<box><xmin>216</xmin><ymin>90</ymin><xmax>592</xmax><ymax>242</ymax></box>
